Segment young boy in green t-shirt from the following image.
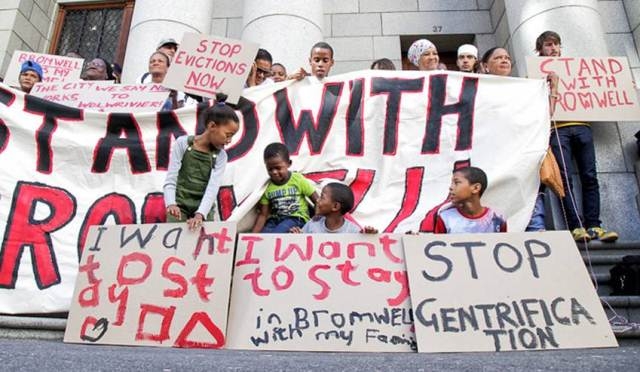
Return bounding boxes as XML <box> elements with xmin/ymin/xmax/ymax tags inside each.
<box><xmin>252</xmin><ymin>143</ymin><xmax>319</xmax><ymax>233</ymax></box>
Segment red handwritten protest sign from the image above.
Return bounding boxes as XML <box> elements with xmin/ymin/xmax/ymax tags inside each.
<box><xmin>4</xmin><ymin>51</ymin><xmax>83</xmax><ymax>87</ymax></box>
<box><xmin>226</xmin><ymin>233</ymin><xmax>415</xmax><ymax>352</ymax></box>
<box><xmin>64</xmin><ymin>222</ymin><xmax>237</xmax><ymax>348</ymax></box>
<box><xmin>526</xmin><ymin>56</ymin><xmax>640</xmax><ymax>121</ymax></box>
<box><xmin>163</xmin><ymin>33</ymin><xmax>258</xmax><ymax>104</ymax></box>
<box><xmin>31</xmin><ymin>81</ymin><xmax>170</xmax><ymax>112</ymax></box>
<box><xmin>403</xmin><ymin>232</ymin><xmax>617</xmax><ymax>353</ymax></box>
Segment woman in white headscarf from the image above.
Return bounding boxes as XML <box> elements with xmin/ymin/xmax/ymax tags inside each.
<box><xmin>408</xmin><ymin>39</ymin><xmax>441</xmax><ymax>71</ymax></box>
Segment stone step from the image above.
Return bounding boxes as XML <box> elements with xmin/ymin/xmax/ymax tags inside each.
<box><xmin>0</xmin><ymin>315</ymin><xmax>66</xmax><ymax>340</ymax></box>
<box><xmin>1</xmin><ymin>298</ymin><xmax>639</xmax><ymax>340</ymax></box>
<box><xmin>2</xmin><ymin>240</ymin><xmax>640</xmax><ymax>341</ymax></box>
<box><xmin>576</xmin><ymin>241</ymin><xmax>640</xmax><ymax>296</ymax></box>
<box><xmin>602</xmin><ymin>296</ymin><xmax>640</xmax><ymax>337</ymax></box>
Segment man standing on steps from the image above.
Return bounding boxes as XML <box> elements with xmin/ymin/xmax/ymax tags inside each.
<box><xmin>536</xmin><ymin>30</ymin><xmax>618</xmax><ymax>243</ymax></box>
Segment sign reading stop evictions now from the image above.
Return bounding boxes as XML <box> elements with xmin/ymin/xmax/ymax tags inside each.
<box><xmin>163</xmin><ymin>33</ymin><xmax>259</xmax><ymax>104</ymax></box>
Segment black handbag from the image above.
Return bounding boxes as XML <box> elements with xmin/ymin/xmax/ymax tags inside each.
<box><xmin>610</xmin><ymin>255</ymin><xmax>640</xmax><ymax>295</ymax></box>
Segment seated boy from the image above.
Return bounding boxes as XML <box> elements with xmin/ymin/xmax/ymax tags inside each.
<box><xmin>434</xmin><ymin>166</ymin><xmax>507</xmax><ymax>233</ymax></box>
<box><xmin>252</xmin><ymin>142</ymin><xmax>318</xmax><ymax>233</ymax></box>
<box><xmin>291</xmin><ymin>182</ymin><xmax>377</xmax><ymax>234</ymax></box>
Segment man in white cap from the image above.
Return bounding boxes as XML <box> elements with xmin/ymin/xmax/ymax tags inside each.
<box><xmin>157</xmin><ymin>38</ymin><xmax>179</xmax><ymax>60</ymax></box>
<box><xmin>456</xmin><ymin>44</ymin><xmax>478</xmax><ymax>73</ymax></box>
<box><xmin>139</xmin><ymin>38</ymin><xmax>180</xmax><ymax>84</ymax></box>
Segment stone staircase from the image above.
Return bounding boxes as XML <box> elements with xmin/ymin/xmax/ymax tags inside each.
<box><xmin>578</xmin><ymin>240</ymin><xmax>640</xmax><ymax>338</ymax></box>
<box><xmin>0</xmin><ymin>314</ymin><xmax>65</xmax><ymax>340</ymax></box>
<box><xmin>1</xmin><ymin>240</ymin><xmax>639</xmax><ymax>341</ymax></box>
<box><xmin>543</xmin><ymin>166</ymin><xmax>640</xmax><ymax>338</ymax></box>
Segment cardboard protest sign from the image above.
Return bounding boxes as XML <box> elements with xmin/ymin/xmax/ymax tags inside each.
<box><xmin>163</xmin><ymin>33</ymin><xmax>258</xmax><ymax>104</ymax></box>
<box><xmin>64</xmin><ymin>222</ymin><xmax>237</xmax><ymax>348</ymax></box>
<box><xmin>30</xmin><ymin>81</ymin><xmax>170</xmax><ymax>112</ymax></box>
<box><xmin>4</xmin><ymin>51</ymin><xmax>83</xmax><ymax>87</ymax></box>
<box><xmin>403</xmin><ymin>231</ymin><xmax>618</xmax><ymax>353</ymax></box>
<box><xmin>526</xmin><ymin>56</ymin><xmax>640</xmax><ymax>121</ymax></box>
<box><xmin>226</xmin><ymin>234</ymin><xmax>415</xmax><ymax>352</ymax></box>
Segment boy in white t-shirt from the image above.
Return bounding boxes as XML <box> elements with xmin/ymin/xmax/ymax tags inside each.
<box><xmin>288</xmin><ymin>41</ymin><xmax>335</xmax><ymax>83</ymax></box>
<box><xmin>434</xmin><ymin>166</ymin><xmax>507</xmax><ymax>234</ymax></box>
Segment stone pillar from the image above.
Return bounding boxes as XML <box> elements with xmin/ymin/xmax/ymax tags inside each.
<box><xmin>241</xmin><ymin>0</ymin><xmax>323</xmax><ymax>73</ymax></box>
<box><xmin>121</xmin><ymin>0</ymin><xmax>214</xmax><ymax>83</ymax></box>
<box><xmin>503</xmin><ymin>0</ymin><xmax>608</xmax><ymax>75</ymax></box>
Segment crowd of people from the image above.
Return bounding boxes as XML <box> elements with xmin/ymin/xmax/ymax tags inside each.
<box><xmin>10</xmin><ymin>30</ymin><xmax>618</xmax><ymax>242</ymax></box>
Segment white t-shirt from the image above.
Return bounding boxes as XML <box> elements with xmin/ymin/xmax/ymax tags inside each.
<box><xmin>302</xmin><ymin>216</ymin><xmax>361</xmax><ymax>233</ymax></box>
<box><xmin>138</xmin><ymin>72</ymin><xmax>198</xmax><ymax>107</ymax></box>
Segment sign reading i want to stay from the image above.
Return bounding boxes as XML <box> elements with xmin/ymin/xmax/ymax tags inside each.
<box><xmin>64</xmin><ymin>222</ymin><xmax>237</xmax><ymax>348</ymax></box>
<box><xmin>225</xmin><ymin>233</ymin><xmax>415</xmax><ymax>352</ymax></box>
<box><xmin>402</xmin><ymin>231</ymin><xmax>617</xmax><ymax>353</ymax></box>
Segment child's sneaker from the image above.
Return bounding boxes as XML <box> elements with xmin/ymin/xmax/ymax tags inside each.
<box><xmin>572</xmin><ymin>228</ymin><xmax>591</xmax><ymax>242</ymax></box>
<box><xmin>587</xmin><ymin>227</ymin><xmax>618</xmax><ymax>242</ymax></box>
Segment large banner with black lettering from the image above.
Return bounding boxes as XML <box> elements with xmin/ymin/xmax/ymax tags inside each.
<box><xmin>226</xmin><ymin>233</ymin><xmax>413</xmax><ymax>352</ymax></box>
<box><xmin>0</xmin><ymin>70</ymin><xmax>549</xmax><ymax>313</ymax></box>
<box><xmin>64</xmin><ymin>222</ymin><xmax>236</xmax><ymax>347</ymax></box>
<box><xmin>403</xmin><ymin>232</ymin><xmax>617</xmax><ymax>352</ymax></box>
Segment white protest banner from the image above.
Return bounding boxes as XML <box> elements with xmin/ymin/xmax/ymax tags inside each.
<box><xmin>402</xmin><ymin>231</ymin><xmax>618</xmax><ymax>353</ymax></box>
<box><xmin>0</xmin><ymin>69</ymin><xmax>548</xmax><ymax>314</ymax></box>
<box><xmin>526</xmin><ymin>56</ymin><xmax>640</xmax><ymax>121</ymax></box>
<box><xmin>163</xmin><ymin>33</ymin><xmax>258</xmax><ymax>104</ymax></box>
<box><xmin>226</xmin><ymin>233</ymin><xmax>414</xmax><ymax>352</ymax></box>
<box><xmin>30</xmin><ymin>81</ymin><xmax>170</xmax><ymax>112</ymax></box>
<box><xmin>4</xmin><ymin>51</ymin><xmax>84</xmax><ymax>87</ymax></box>
<box><xmin>64</xmin><ymin>222</ymin><xmax>237</xmax><ymax>348</ymax></box>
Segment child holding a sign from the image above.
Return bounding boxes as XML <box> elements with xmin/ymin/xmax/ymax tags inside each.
<box><xmin>252</xmin><ymin>143</ymin><xmax>319</xmax><ymax>233</ymax></box>
<box><xmin>163</xmin><ymin>102</ymin><xmax>240</xmax><ymax>230</ymax></box>
<box><xmin>291</xmin><ymin>182</ymin><xmax>378</xmax><ymax>234</ymax></box>
<box><xmin>433</xmin><ymin>166</ymin><xmax>507</xmax><ymax>234</ymax></box>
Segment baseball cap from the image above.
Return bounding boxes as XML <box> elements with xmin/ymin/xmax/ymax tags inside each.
<box><xmin>157</xmin><ymin>38</ymin><xmax>178</xmax><ymax>49</ymax></box>
<box><xmin>20</xmin><ymin>60</ymin><xmax>43</xmax><ymax>80</ymax></box>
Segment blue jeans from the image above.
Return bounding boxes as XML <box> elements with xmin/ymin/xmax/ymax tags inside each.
<box><xmin>526</xmin><ymin>191</ymin><xmax>546</xmax><ymax>231</ymax></box>
<box><xmin>261</xmin><ymin>216</ymin><xmax>306</xmax><ymax>233</ymax></box>
<box><xmin>549</xmin><ymin>125</ymin><xmax>601</xmax><ymax>230</ymax></box>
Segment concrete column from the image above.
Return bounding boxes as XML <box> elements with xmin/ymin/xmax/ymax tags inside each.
<box><xmin>241</xmin><ymin>0</ymin><xmax>323</xmax><ymax>73</ymax></box>
<box><xmin>504</xmin><ymin>0</ymin><xmax>608</xmax><ymax>76</ymax></box>
<box><xmin>121</xmin><ymin>0</ymin><xmax>214</xmax><ymax>83</ymax></box>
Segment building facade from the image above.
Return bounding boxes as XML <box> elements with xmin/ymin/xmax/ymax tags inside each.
<box><xmin>1</xmin><ymin>0</ymin><xmax>640</xmax><ymax>238</ymax></box>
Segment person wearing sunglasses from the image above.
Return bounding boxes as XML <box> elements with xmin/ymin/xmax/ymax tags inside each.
<box><xmin>246</xmin><ymin>48</ymin><xmax>273</xmax><ymax>87</ymax></box>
